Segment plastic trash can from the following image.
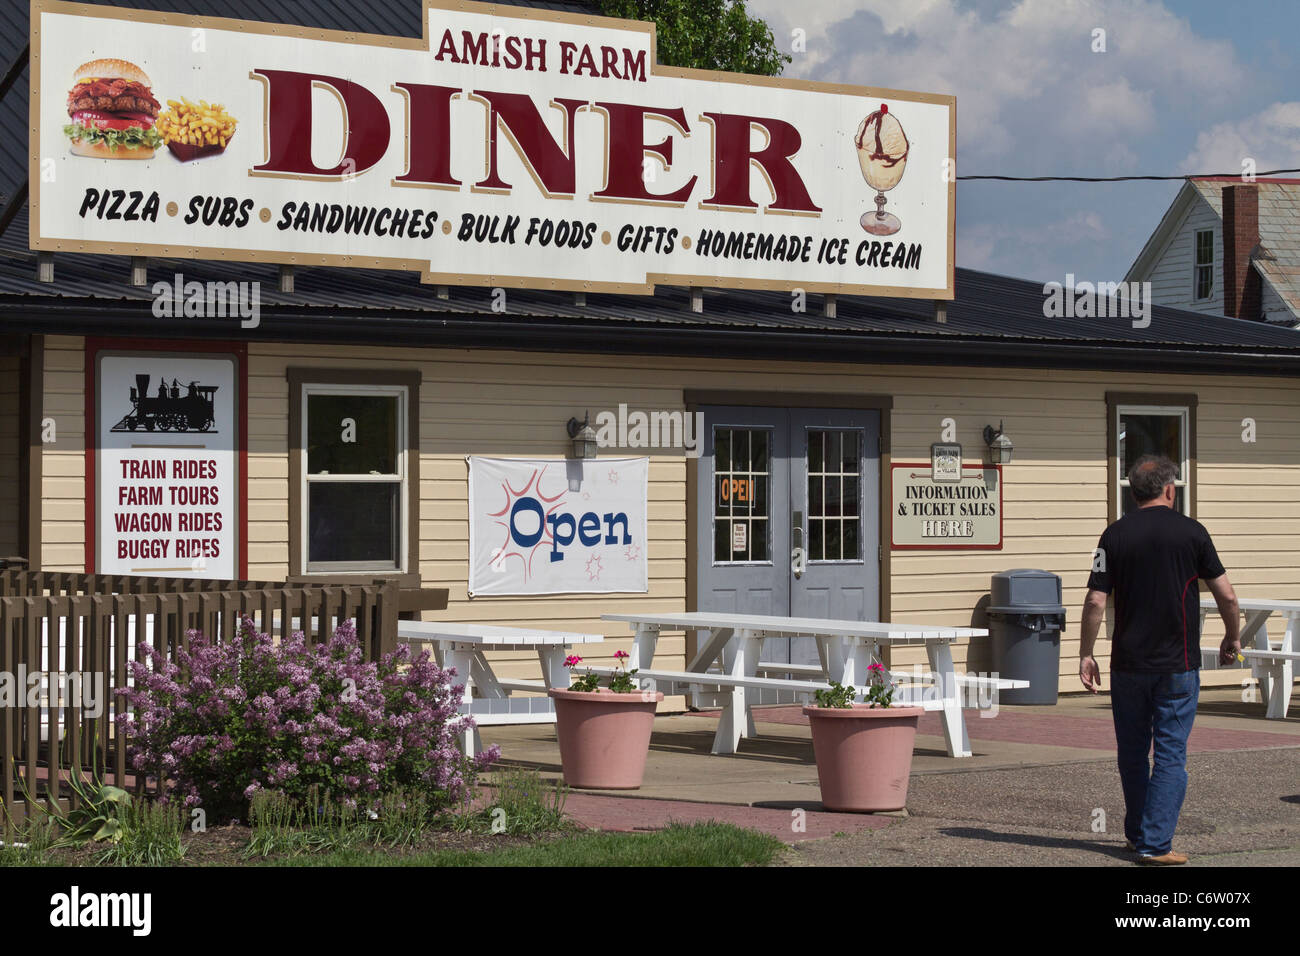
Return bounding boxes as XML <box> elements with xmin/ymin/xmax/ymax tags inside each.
<box><xmin>986</xmin><ymin>569</ymin><xmax>1066</xmax><ymax>705</ymax></box>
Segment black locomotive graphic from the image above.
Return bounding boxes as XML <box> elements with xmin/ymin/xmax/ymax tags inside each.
<box><xmin>111</xmin><ymin>373</ymin><xmax>219</xmax><ymax>433</ymax></box>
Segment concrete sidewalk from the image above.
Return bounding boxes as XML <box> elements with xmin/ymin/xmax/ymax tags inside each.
<box><xmin>481</xmin><ymin>686</ymin><xmax>1300</xmax><ymax>860</ymax></box>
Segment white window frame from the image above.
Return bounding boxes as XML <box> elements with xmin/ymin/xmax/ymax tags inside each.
<box><xmin>299</xmin><ymin>382</ymin><xmax>409</xmax><ymax>574</ymax></box>
<box><xmin>1116</xmin><ymin>404</ymin><xmax>1190</xmax><ymax>516</ymax></box>
<box><xmin>1193</xmin><ymin>228</ymin><xmax>1214</xmax><ymax>301</ymax></box>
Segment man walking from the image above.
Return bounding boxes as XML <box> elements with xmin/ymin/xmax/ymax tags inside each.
<box><xmin>1078</xmin><ymin>454</ymin><xmax>1240</xmax><ymax>865</ymax></box>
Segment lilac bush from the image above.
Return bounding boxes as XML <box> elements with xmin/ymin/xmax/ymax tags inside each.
<box><xmin>116</xmin><ymin>617</ymin><xmax>499</xmax><ymax>820</ymax></box>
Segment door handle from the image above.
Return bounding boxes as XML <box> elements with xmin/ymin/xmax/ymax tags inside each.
<box><xmin>791</xmin><ymin>513</ymin><xmax>807</xmax><ymax>578</ymax></box>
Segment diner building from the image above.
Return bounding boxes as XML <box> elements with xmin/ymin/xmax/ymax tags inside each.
<box><xmin>4</xmin><ymin>0</ymin><xmax>1300</xmax><ymax>700</ymax></box>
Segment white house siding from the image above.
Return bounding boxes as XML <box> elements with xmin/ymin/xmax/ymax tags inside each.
<box><xmin>36</xmin><ymin>335</ymin><xmax>1300</xmax><ymax>696</ymax></box>
<box><xmin>1142</xmin><ymin>196</ymin><xmax>1224</xmax><ymax>314</ymax></box>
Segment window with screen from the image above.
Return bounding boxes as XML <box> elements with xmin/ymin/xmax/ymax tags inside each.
<box><xmin>302</xmin><ymin>384</ymin><xmax>407</xmax><ymax>572</ymax></box>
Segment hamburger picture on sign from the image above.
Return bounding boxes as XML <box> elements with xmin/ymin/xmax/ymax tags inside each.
<box><xmin>61</xmin><ymin>55</ymin><xmax>238</xmax><ymax>162</ymax></box>
<box><xmin>63</xmin><ymin>58</ymin><xmax>163</xmax><ymax>159</ymax></box>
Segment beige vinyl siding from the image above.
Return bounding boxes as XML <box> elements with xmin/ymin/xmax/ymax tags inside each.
<box><xmin>40</xmin><ymin>336</ymin><xmax>87</xmax><ymax>571</ymax></box>
<box><xmin>38</xmin><ymin>335</ymin><xmax>1300</xmax><ymax>694</ymax></box>
<box><xmin>1143</xmin><ymin>196</ymin><xmax>1224</xmax><ymax>313</ymax></box>
<box><xmin>0</xmin><ymin>353</ymin><xmax>20</xmax><ymax>555</ymax></box>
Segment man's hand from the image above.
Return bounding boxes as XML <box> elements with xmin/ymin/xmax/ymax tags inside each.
<box><xmin>1219</xmin><ymin>635</ymin><xmax>1242</xmax><ymax>667</ymax></box>
<box><xmin>1080</xmin><ymin>654</ymin><xmax>1102</xmax><ymax>693</ymax></box>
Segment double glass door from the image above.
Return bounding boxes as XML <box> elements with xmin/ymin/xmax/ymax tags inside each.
<box><xmin>697</xmin><ymin>406</ymin><xmax>881</xmax><ymax>665</ymax></box>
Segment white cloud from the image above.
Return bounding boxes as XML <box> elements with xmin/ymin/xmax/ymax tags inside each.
<box><xmin>747</xmin><ymin>0</ymin><xmax>1249</xmax><ymax>167</ymax></box>
<box><xmin>1179</xmin><ymin>101</ymin><xmax>1300</xmax><ymax>175</ymax></box>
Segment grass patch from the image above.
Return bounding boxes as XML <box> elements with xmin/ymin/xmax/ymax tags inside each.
<box><xmin>97</xmin><ymin>800</ymin><xmax>187</xmax><ymax>866</ymax></box>
<box><xmin>254</xmin><ymin>821</ymin><xmax>783</xmax><ymax>867</ymax></box>
<box><xmin>448</xmin><ymin>767</ymin><xmax>569</xmax><ymax>836</ymax></box>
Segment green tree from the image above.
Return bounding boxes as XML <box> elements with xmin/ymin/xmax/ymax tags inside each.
<box><xmin>598</xmin><ymin>0</ymin><xmax>790</xmax><ymax>76</ymax></box>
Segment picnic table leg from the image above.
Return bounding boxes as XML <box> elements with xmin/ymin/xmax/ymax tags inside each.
<box><xmin>1250</xmin><ymin>613</ymin><xmax>1274</xmax><ymax>707</ymax></box>
<box><xmin>711</xmin><ymin>632</ymin><xmax>748</xmax><ymax>755</ymax></box>
<box><xmin>537</xmin><ymin>646</ymin><xmax>568</xmax><ymax>690</ymax></box>
<box><xmin>443</xmin><ymin>645</ymin><xmax>481</xmax><ymax>756</ymax></box>
<box><xmin>927</xmin><ymin>641</ymin><xmax>972</xmax><ymax>758</ymax></box>
<box><xmin>630</xmin><ymin>623</ymin><xmax>659</xmax><ymax>670</ymax></box>
<box><xmin>1265</xmin><ymin>615</ymin><xmax>1296</xmax><ymax>719</ymax></box>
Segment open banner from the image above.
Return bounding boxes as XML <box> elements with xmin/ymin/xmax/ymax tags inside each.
<box><xmin>468</xmin><ymin>457</ymin><xmax>648</xmax><ymax>596</ymax></box>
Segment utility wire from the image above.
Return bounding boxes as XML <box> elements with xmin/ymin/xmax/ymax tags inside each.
<box><xmin>958</xmin><ymin>168</ymin><xmax>1300</xmax><ymax>182</ymax></box>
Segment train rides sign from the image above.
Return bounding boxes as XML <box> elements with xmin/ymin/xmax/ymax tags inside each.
<box><xmin>30</xmin><ymin>0</ymin><xmax>956</xmax><ymax>297</ymax></box>
<box><xmin>96</xmin><ymin>351</ymin><xmax>239</xmax><ymax>578</ymax></box>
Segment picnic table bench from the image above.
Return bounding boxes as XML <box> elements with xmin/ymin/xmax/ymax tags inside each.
<box><xmin>397</xmin><ymin>621</ymin><xmax>604</xmax><ymax>752</ymax></box>
<box><xmin>596</xmin><ymin>612</ymin><xmax>1023</xmax><ymax>758</ymax></box>
<box><xmin>1200</xmin><ymin>598</ymin><xmax>1300</xmax><ymax>719</ymax></box>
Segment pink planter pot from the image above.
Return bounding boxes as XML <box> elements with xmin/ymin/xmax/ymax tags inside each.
<box><xmin>802</xmin><ymin>705</ymin><xmax>924</xmax><ymax>812</ymax></box>
<box><xmin>549</xmin><ymin>687</ymin><xmax>664</xmax><ymax>789</ymax></box>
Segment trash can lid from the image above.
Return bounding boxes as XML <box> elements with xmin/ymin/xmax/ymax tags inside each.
<box><xmin>986</xmin><ymin>604</ymin><xmax>1067</xmax><ymax>617</ymax></box>
<box><xmin>990</xmin><ymin>568</ymin><xmax>1063</xmax><ymax>609</ymax></box>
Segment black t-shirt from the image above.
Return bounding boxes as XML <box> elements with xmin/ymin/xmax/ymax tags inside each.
<box><xmin>1086</xmin><ymin>506</ymin><xmax>1226</xmax><ymax>673</ymax></box>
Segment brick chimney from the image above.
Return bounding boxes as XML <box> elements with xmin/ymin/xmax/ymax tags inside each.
<box><xmin>1222</xmin><ymin>183</ymin><xmax>1262</xmax><ymax>321</ymax></box>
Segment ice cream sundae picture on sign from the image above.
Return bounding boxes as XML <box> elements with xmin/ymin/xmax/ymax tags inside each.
<box><xmin>855</xmin><ymin>103</ymin><xmax>910</xmax><ymax>235</ymax></box>
<box><xmin>468</xmin><ymin>456</ymin><xmax>649</xmax><ymax>596</ymax></box>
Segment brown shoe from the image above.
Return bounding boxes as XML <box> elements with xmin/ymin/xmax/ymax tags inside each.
<box><xmin>1124</xmin><ymin>841</ymin><xmax>1137</xmax><ymax>852</ymax></box>
<box><xmin>1137</xmin><ymin>851</ymin><xmax>1188</xmax><ymax>866</ymax></box>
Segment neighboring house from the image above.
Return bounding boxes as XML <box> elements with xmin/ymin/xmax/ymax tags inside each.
<box><xmin>1125</xmin><ymin>177</ymin><xmax>1300</xmax><ymax>328</ymax></box>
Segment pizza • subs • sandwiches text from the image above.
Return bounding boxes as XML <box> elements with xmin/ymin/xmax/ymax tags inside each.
<box><xmin>64</xmin><ymin>58</ymin><xmax>163</xmax><ymax>159</ymax></box>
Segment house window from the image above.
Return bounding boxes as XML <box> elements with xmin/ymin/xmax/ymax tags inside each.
<box><xmin>1194</xmin><ymin>229</ymin><xmax>1214</xmax><ymax>301</ymax></box>
<box><xmin>288</xmin><ymin>369</ymin><xmax>420</xmax><ymax>579</ymax></box>
<box><xmin>1112</xmin><ymin>401</ymin><xmax>1192</xmax><ymax>518</ymax></box>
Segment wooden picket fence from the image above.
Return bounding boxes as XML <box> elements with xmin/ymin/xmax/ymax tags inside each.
<box><xmin>0</xmin><ymin>575</ymin><xmax>402</xmax><ymax>826</ymax></box>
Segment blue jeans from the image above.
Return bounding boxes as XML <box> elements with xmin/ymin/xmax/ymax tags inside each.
<box><xmin>1110</xmin><ymin>669</ymin><xmax>1200</xmax><ymax>856</ymax></box>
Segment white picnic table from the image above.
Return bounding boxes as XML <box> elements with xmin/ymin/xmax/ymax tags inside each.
<box><xmin>593</xmin><ymin>611</ymin><xmax>1015</xmax><ymax>759</ymax></box>
<box><xmin>1200</xmin><ymin>598</ymin><xmax>1300</xmax><ymax>719</ymax></box>
<box><xmin>397</xmin><ymin>621</ymin><xmax>604</xmax><ymax>752</ymax></box>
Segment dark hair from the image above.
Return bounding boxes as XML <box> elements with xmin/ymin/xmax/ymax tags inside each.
<box><xmin>1128</xmin><ymin>454</ymin><xmax>1179</xmax><ymax>503</ymax></box>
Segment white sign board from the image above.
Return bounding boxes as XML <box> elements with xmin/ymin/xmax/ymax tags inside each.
<box><xmin>97</xmin><ymin>353</ymin><xmax>238</xmax><ymax>577</ymax></box>
<box><xmin>891</xmin><ymin>462</ymin><xmax>1002</xmax><ymax>550</ymax></box>
<box><xmin>468</xmin><ymin>456</ymin><xmax>648</xmax><ymax>595</ymax></box>
<box><xmin>32</xmin><ymin>0</ymin><xmax>955</xmax><ymax>298</ymax></box>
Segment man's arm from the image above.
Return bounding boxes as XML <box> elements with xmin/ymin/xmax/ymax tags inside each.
<box><xmin>1079</xmin><ymin>588</ymin><xmax>1108</xmax><ymax>692</ymax></box>
<box><xmin>1205</xmin><ymin>573</ymin><xmax>1241</xmax><ymax>665</ymax></box>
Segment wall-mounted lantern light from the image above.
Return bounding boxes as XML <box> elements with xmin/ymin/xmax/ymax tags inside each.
<box><xmin>982</xmin><ymin>421</ymin><xmax>1013</xmax><ymax>464</ymax></box>
<box><xmin>567</xmin><ymin>413</ymin><xmax>599</xmax><ymax>460</ymax></box>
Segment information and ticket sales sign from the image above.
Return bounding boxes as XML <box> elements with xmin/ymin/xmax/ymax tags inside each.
<box><xmin>31</xmin><ymin>0</ymin><xmax>955</xmax><ymax>297</ymax></box>
<box><xmin>891</xmin><ymin>462</ymin><xmax>1002</xmax><ymax>550</ymax></box>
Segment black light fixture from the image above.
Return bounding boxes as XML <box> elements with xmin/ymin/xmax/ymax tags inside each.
<box><xmin>982</xmin><ymin>420</ymin><xmax>1013</xmax><ymax>464</ymax></box>
<box><xmin>567</xmin><ymin>413</ymin><xmax>598</xmax><ymax>459</ymax></box>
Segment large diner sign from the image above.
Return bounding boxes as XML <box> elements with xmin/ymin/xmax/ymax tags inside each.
<box><xmin>96</xmin><ymin>351</ymin><xmax>240</xmax><ymax>578</ymax></box>
<box><xmin>30</xmin><ymin>0</ymin><xmax>956</xmax><ymax>297</ymax></box>
<box><xmin>891</xmin><ymin>462</ymin><xmax>1002</xmax><ymax>550</ymax></box>
<box><xmin>468</xmin><ymin>457</ymin><xmax>648</xmax><ymax>596</ymax></box>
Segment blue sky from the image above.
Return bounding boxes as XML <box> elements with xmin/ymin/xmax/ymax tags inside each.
<box><xmin>747</xmin><ymin>0</ymin><xmax>1300</xmax><ymax>284</ymax></box>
